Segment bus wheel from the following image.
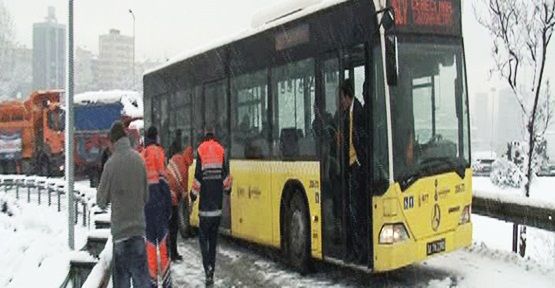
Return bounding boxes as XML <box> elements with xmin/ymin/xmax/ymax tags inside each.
<box><xmin>178</xmin><ymin>198</ymin><xmax>193</xmax><ymax>238</ymax></box>
<box><xmin>287</xmin><ymin>192</ymin><xmax>311</xmax><ymax>274</ymax></box>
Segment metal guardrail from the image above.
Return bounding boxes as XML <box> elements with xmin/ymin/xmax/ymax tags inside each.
<box><xmin>1</xmin><ymin>174</ymin><xmax>109</xmax><ymax>288</ymax></box>
<box><xmin>472</xmin><ymin>195</ymin><xmax>555</xmax><ymax>232</ymax></box>
<box><xmin>0</xmin><ymin>174</ymin><xmax>90</xmax><ymax>227</ymax></box>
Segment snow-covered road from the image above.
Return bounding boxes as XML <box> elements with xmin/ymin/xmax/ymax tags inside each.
<box><xmin>170</xmin><ymin>234</ymin><xmax>555</xmax><ymax>287</ymax></box>
<box><xmin>2</xmin><ymin>178</ymin><xmax>555</xmax><ymax>287</ymax></box>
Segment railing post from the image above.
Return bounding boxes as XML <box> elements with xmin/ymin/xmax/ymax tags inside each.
<box><xmin>74</xmin><ymin>197</ymin><xmax>79</xmax><ymax>224</ymax></box>
<box><xmin>48</xmin><ymin>186</ymin><xmax>52</xmax><ymax>206</ymax></box>
<box><xmin>82</xmin><ymin>201</ymin><xmax>87</xmax><ymax>226</ymax></box>
<box><xmin>512</xmin><ymin>223</ymin><xmax>518</xmax><ymax>253</ymax></box>
<box><xmin>38</xmin><ymin>184</ymin><xmax>41</xmax><ymax>205</ymax></box>
<box><xmin>27</xmin><ymin>184</ymin><xmax>31</xmax><ymax>203</ymax></box>
<box><xmin>58</xmin><ymin>188</ymin><xmax>62</xmax><ymax>212</ymax></box>
<box><xmin>15</xmin><ymin>182</ymin><xmax>19</xmax><ymax>200</ymax></box>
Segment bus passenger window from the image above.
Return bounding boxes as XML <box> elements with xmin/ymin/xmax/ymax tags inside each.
<box><xmin>231</xmin><ymin>69</ymin><xmax>270</xmax><ymax>159</ymax></box>
<box><xmin>271</xmin><ymin>58</ymin><xmax>316</xmax><ymax>160</ymax></box>
<box><xmin>204</xmin><ymin>80</ymin><xmax>228</xmax><ymax>147</ymax></box>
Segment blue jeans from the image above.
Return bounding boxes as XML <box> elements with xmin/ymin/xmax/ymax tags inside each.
<box><xmin>113</xmin><ymin>236</ymin><xmax>150</xmax><ymax>288</ymax></box>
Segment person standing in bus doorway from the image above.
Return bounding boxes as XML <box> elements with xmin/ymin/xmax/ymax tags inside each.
<box><xmin>168</xmin><ymin>129</ymin><xmax>183</xmax><ymax>159</ymax></box>
<box><xmin>97</xmin><ymin>121</ymin><xmax>150</xmax><ymax>288</ymax></box>
<box><xmin>190</xmin><ymin>127</ymin><xmax>232</xmax><ymax>286</ymax></box>
<box><xmin>141</xmin><ymin>126</ymin><xmax>173</xmax><ymax>288</ymax></box>
<box><xmin>340</xmin><ymin>79</ymin><xmax>368</xmax><ymax>264</ymax></box>
<box><xmin>165</xmin><ymin>146</ymin><xmax>194</xmax><ymax>262</ymax></box>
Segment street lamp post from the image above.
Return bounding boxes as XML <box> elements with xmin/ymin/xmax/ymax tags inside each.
<box><xmin>129</xmin><ymin>9</ymin><xmax>135</xmax><ymax>89</ymax></box>
<box><xmin>66</xmin><ymin>0</ymin><xmax>75</xmax><ymax>250</ymax></box>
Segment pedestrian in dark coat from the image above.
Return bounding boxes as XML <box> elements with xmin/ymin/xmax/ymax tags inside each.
<box><xmin>190</xmin><ymin>128</ymin><xmax>232</xmax><ymax>286</ymax></box>
<box><xmin>141</xmin><ymin>126</ymin><xmax>172</xmax><ymax>288</ymax></box>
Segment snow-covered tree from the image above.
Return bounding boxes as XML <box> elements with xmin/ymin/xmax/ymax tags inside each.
<box><xmin>476</xmin><ymin>0</ymin><xmax>555</xmax><ymax>257</ymax></box>
<box><xmin>476</xmin><ymin>0</ymin><xmax>554</xmax><ymax>197</ymax></box>
<box><xmin>490</xmin><ymin>157</ymin><xmax>525</xmax><ymax>188</ymax></box>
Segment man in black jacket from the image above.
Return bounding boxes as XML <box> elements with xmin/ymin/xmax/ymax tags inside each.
<box><xmin>190</xmin><ymin>128</ymin><xmax>232</xmax><ymax>286</ymax></box>
<box><xmin>340</xmin><ymin>79</ymin><xmax>369</xmax><ymax>264</ymax></box>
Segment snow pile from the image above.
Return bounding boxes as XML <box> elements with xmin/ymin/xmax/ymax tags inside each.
<box><xmin>490</xmin><ymin>158</ymin><xmax>525</xmax><ymax>188</ymax></box>
<box><xmin>473</xmin><ymin>176</ymin><xmax>555</xmax><ymax>209</ymax></box>
<box><xmin>129</xmin><ymin>119</ymin><xmax>144</xmax><ymax>131</ymax></box>
<box><xmin>424</xmin><ymin>243</ymin><xmax>555</xmax><ymax>288</ymax></box>
<box><xmin>82</xmin><ymin>237</ymin><xmax>112</xmax><ymax>288</ymax></box>
<box><xmin>0</xmin><ymin>194</ymin><xmax>19</xmax><ymax>217</ymax></box>
<box><xmin>251</xmin><ymin>0</ymin><xmax>322</xmax><ymax>28</ymax></box>
<box><xmin>472</xmin><ymin>214</ymin><xmax>555</xmax><ymax>270</ymax></box>
<box><xmin>426</xmin><ymin>277</ymin><xmax>454</xmax><ymax>288</ymax></box>
<box><xmin>0</xmin><ymin>197</ymin><xmax>87</xmax><ymax>288</ymax></box>
<box><xmin>74</xmin><ymin>90</ymin><xmax>143</xmax><ymax>118</ymax></box>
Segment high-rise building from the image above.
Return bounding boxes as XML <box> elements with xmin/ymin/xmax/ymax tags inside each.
<box><xmin>97</xmin><ymin>29</ymin><xmax>134</xmax><ymax>90</ymax></box>
<box><xmin>33</xmin><ymin>7</ymin><xmax>65</xmax><ymax>90</ymax></box>
<box><xmin>75</xmin><ymin>47</ymin><xmax>97</xmax><ymax>93</ymax></box>
<box><xmin>494</xmin><ymin>88</ymin><xmax>525</xmax><ymax>152</ymax></box>
<box><xmin>0</xmin><ymin>45</ymin><xmax>32</xmax><ymax>99</ymax></box>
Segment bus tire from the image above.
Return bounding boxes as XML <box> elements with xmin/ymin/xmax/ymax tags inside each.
<box><xmin>287</xmin><ymin>192</ymin><xmax>311</xmax><ymax>274</ymax></box>
<box><xmin>178</xmin><ymin>198</ymin><xmax>193</xmax><ymax>238</ymax></box>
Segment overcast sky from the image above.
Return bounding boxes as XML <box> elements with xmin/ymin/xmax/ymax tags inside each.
<box><xmin>4</xmin><ymin>0</ymin><xmax>555</xmax><ymax>97</ymax></box>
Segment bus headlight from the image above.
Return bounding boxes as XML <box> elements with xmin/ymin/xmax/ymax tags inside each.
<box><xmin>379</xmin><ymin>223</ymin><xmax>409</xmax><ymax>244</ymax></box>
<box><xmin>459</xmin><ymin>205</ymin><xmax>471</xmax><ymax>224</ymax></box>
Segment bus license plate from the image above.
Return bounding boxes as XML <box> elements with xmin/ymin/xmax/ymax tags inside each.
<box><xmin>427</xmin><ymin>239</ymin><xmax>446</xmax><ymax>255</ymax></box>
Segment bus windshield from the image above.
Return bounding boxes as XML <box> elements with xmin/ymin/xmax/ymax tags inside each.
<box><xmin>390</xmin><ymin>41</ymin><xmax>470</xmax><ymax>188</ymax></box>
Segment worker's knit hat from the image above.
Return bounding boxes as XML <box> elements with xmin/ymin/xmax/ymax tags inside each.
<box><xmin>146</xmin><ymin>126</ymin><xmax>158</xmax><ymax>142</ymax></box>
<box><xmin>109</xmin><ymin>121</ymin><xmax>127</xmax><ymax>143</ymax></box>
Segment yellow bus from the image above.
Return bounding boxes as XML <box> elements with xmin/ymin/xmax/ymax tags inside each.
<box><xmin>144</xmin><ymin>0</ymin><xmax>472</xmax><ymax>273</ymax></box>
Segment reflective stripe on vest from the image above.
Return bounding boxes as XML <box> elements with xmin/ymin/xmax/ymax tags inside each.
<box><xmin>199</xmin><ymin>210</ymin><xmax>222</xmax><ymax>217</ymax></box>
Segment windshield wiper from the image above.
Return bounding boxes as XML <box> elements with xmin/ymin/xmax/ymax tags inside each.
<box><xmin>399</xmin><ymin>170</ymin><xmax>422</xmax><ymax>191</ymax></box>
<box><xmin>399</xmin><ymin>157</ymin><xmax>466</xmax><ymax>191</ymax></box>
<box><xmin>418</xmin><ymin>157</ymin><xmax>466</xmax><ymax>178</ymax></box>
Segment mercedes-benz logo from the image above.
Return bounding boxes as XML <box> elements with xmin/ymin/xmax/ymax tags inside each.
<box><xmin>432</xmin><ymin>203</ymin><xmax>441</xmax><ymax>231</ymax></box>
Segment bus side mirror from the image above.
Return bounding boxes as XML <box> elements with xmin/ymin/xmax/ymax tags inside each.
<box><xmin>381</xmin><ymin>9</ymin><xmax>398</xmax><ymax>86</ymax></box>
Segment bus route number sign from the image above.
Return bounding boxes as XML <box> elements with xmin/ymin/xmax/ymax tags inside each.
<box><xmin>389</xmin><ymin>0</ymin><xmax>461</xmax><ymax>35</ymax></box>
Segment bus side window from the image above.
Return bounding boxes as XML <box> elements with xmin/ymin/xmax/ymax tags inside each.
<box><xmin>271</xmin><ymin>58</ymin><xmax>316</xmax><ymax>160</ymax></box>
<box><xmin>231</xmin><ymin>69</ymin><xmax>270</xmax><ymax>159</ymax></box>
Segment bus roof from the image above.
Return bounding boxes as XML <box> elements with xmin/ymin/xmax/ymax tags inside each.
<box><xmin>144</xmin><ymin>0</ymin><xmax>348</xmax><ymax>76</ymax></box>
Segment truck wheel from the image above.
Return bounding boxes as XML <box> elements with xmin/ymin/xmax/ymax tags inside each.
<box><xmin>22</xmin><ymin>160</ymin><xmax>33</xmax><ymax>175</ymax></box>
<box><xmin>178</xmin><ymin>198</ymin><xmax>193</xmax><ymax>238</ymax></box>
<box><xmin>37</xmin><ymin>155</ymin><xmax>50</xmax><ymax>176</ymax></box>
<box><xmin>287</xmin><ymin>192</ymin><xmax>311</xmax><ymax>274</ymax></box>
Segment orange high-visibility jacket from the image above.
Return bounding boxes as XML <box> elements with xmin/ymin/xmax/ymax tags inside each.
<box><xmin>191</xmin><ymin>139</ymin><xmax>232</xmax><ymax>217</ymax></box>
<box><xmin>141</xmin><ymin>144</ymin><xmax>167</xmax><ymax>184</ymax></box>
<box><xmin>166</xmin><ymin>146</ymin><xmax>194</xmax><ymax>206</ymax></box>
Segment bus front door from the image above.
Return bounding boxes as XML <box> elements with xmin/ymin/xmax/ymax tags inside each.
<box><xmin>341</xmin><ymin>45</ymin><xmax>371</xmax><ymax>266</ymax></box>
<box><xmin>318</xmin><ymin>55</ymin><xmax>345</xmax><ymax>261</ymax></box>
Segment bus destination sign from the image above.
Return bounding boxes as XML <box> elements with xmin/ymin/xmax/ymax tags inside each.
<box><xmin>389</xmin><ymin>0</ymin><xmax>461</xmax><ymax>35</ymax></box>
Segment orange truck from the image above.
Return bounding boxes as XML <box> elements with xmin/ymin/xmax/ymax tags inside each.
<box><xmin>0</xmin><ymin>90</ymin><xmax>65</xmax><ymax>175</ymax></box>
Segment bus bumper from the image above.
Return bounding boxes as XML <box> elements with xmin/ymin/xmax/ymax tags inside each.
<box><xmin>373</xmin><ymin>222</ymin><xmax>473</xmax><ymax>272</ymax></box>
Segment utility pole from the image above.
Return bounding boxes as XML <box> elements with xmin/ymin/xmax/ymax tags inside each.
<box><xmin>66</xmin><ymin>0</ymin><xmax>75</xmax><ymax>250</ymax></box>
<box><xmin>129</xmin><ymin>9</ymin><xmax>135</xmax><ymax>89</ymax></box>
